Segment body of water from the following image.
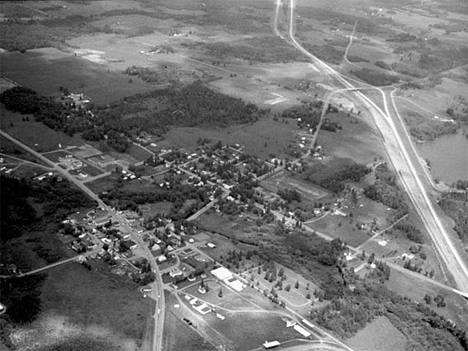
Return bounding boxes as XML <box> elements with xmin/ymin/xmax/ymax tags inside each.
<box><xmin>416</xmin><ymin>128</ymin><xmax>468</xmax><ymax>185</ymax></box>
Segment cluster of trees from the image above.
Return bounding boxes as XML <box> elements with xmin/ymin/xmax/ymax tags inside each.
<box><xmin>306</xmin><ymin>164</ymin><xmax>370</xmax><ymax>194</ymax></box>
<box><xmin>394</xmin><ymin>220</ymin><xmax>424</xmax><ymax>244</ymax></box>
<box><xmin>1</xmin><ymin>176</ymin><xmax>96</xmax><ymax>241</ymax></box>
<box><xmin>303</xmin><ymin>44</ymin><xmax>344</xmax><ymax>65</ymax></box>
<box><xmin>281</xmin><ymin>104</ymin><xmax>321</xmax><ymax>129</ymax></box>
<box><xmin>363</xmin><ymin>164</ymin><xmax>408</xmax><ymax>218</ymax></box>
<box><xmin>277</xmin><ymin>188</ymin><xmax>301</xmax><ymax>203</ymax></box>
<box><xmin>310</xmin><ymin>280</ymin><xmax>467</xmax><ymax>350</ymax></box>
<box><xmin>198</xmin><ymin>35</ymin><xmax>307</xmax><ymax>63</ymax></box>
<box><xmin>0</xmin><ymin>82</ymin><xmax>267</xmax><ymax>154</ymax></box>
<box><xmin>101</xmin><ymin>182</ymin><xmax>210</xmax><ymax>222</ymax></box>
<box><xmin>124</xmin><ymin>66</ymin><xmax>172</xmax><ymax>84</ymax></box>
<box><xmin>321</xmin><ymin>118</ymin><xmax>342</xmax><ymax>133</ymax></box>
<box><xmin>350</xmin><ymin>68</ymin><xmax>400</xmax><ymax>86</ymax></box>
<box><xmin>438</xmin><ymin>192</ymin><xmax>468</xmax><ymax>243</ymax></box>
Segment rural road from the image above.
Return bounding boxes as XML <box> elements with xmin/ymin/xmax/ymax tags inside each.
<box><xmin>0</xmin><ymin>129</ymin><xmax>166</xmax><ymax>351</ymax></box>
<box><xmin>284</xmin><ymin>0</ymin><xmax>468</xmax><ymax>294</ymax></box>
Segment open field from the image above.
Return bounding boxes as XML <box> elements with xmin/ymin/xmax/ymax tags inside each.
<box><xmin>164</xmin><ymin>117</ymin><xmax>299</xmax><ymax>160</ymax></box>
<box><xmin>10</xmin><ymin>263</ymin><xmax>153</xmax><ymax>351</ymax></box>
<box><xmin>0</xmin><ymin>48</ymin><xmax>154</xmax><ymax>105</ymax></box>
<box><xmin>316</xmin><ymin>110</ymin><xmax>386</xmax><ymax>165</ymax></box>
<box><xmin>386</xmin><ymin>269</ymin><xmax>468</xmax><ymax>328</ymax></box>
<box><xmin>173</xmin><ymin>283</ymin><xmax>306</xmax><ymax>351</ymax></box>
<box><xmin>0</xmin><ymin>107</ymin><xmax>84</xmax><ymax>152</ymax></box>
<box><xmin>140</xmin><ymin>202</ymin><xmax>172</xmax><ymax>219</ymax></box>
<box><xmin>0</xmin><ymin>135</ymin><xmax>48</xmax><ymax>165</ymax></box>
<box><xmin>262</xmin><ymin>170</ymin><xmax>328</xmax><ymax>202</ymax></box>
<box><xmin>128</xmin><ymin>144</ymin><xmax>153</xmax><ymax>162</ymax></box>
<box><xmin>346</xmin><ymin>316</ymin><xmax>407</xmax><ymax>351</ymax></box>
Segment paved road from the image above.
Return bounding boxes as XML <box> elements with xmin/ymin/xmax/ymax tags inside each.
<box><xmin>286</xmin><ymin>0</ymin><xmax>468</xmax><ymax>294</ymax></box>
<box><xmin>0</xmin><ymin>248</ymin><xmax>100</xmax><ymax>278</ymax></box>
<box><xmin>0</xmin><ymin>130</ymin><xmax>166</xmax><ymax>351</ymax></box>
<box><xmin>0</xmin><ymin>130</ymin><xmax>106</xmax><ymax>208</ymax></box>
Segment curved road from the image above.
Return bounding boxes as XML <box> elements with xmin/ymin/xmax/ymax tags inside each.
<box><xmin>284</xmin><ymin>0</ymin><xmax>468</xmax><ymax>294</ymax></box>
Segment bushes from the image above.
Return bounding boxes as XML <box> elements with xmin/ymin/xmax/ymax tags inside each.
<box><xmin>306</xmin><ymin>163</ymin><xmax>370</xmax><ymax>194</ymax></box>
<box><xmin>350</xmin><ymin>68</ymin><xmax>400</xmax><ymax>86</ymax></box>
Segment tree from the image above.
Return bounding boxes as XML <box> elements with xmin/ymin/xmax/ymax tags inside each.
<box><xmin>368</xmin><ymin>253</ymin><xmax>375</xmax><ymax>264</ymax></box>
<box><xmin>295</xmin><ymin>280</ymin><xmax>299</xmax><ymax>289</ymax></box>
<box><xmin>285</xmin><ymin>284</ymin><xmax>291</xmax><ymax>292</ymax></box>
<box><xmin>424</xmin><ymin>294</ymin><xmax>432</xmax><ymax>305</ymax></box>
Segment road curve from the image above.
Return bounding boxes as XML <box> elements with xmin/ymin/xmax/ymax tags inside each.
<box><xmin>285</xmin><ymin>0</ymin><xmax>468</xmax><ymax>293</ymax></box>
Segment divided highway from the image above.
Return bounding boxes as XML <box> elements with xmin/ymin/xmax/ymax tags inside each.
<box><xmin>284</xmin><ymin>0</ymin><xmax>468</xmax><ymax>293</ymax></box>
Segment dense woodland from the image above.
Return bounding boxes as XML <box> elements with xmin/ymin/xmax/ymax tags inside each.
<box><xmin>0</xmin><ymin>83</ymin><xmax>267</xmax><ymax>153</ymax></box>
<box><xmin>0</xmin><ymin>175</ymin><xmax>96</xmax><ymax>348</ymax></box>
<box><xmin>364</xmin><ymin>164</ymin><xmax>409</xmax><ymax>220</ymax></box>
<box><xmin>304</xmin><ymin>162</ymin><xmax>370</xmax><ymax>194</ymax></box>
<box><xmin>439</xmin><ymin>191</ymin><xmax>468</xmax><ymax>243</ymax></box>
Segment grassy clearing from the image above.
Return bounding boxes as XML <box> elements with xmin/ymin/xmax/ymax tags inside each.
<box><xmin>346</xmin><ymin>316</ymin><xmax>407</xmax><ymax>351</ymax></box>
<box><xmin>140</xmin><ymin>202</ymin><xmax>172</xmax><ymax>219</ymax></box>
<box><xmin>127</xmin><ymin>144</ymin><xmax>153</xmax><ymax>162</ymax></box>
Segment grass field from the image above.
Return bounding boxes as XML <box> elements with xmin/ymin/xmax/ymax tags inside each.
<box><xmin>173</xmin><ymin>284</ymin><xmax>303</xmax><ymax>351</ymax></box>
<box><xmin>0</xmin><ymin>107</ymin><xmax>85</xmax><ymax>152</ymax></box>
<box><xmin>0</xmin><ymin>135</ymin><xmax>48</xmax><ymax>165</ymax></box>
<box><xmin>346</xmin><ymin>316</ymin><xmax>407</xmax><ymax>351</ymax></box>
<box><xmin>0</xmin><ymin>48</ymin><xmax>154</xmax><ymax>105</ymax></box>
<box><xmin>164</xmin><ymin>116</ymin><xmax>298</xmax><ymax>160</ymax></box>
<box><xmin>10</xmin><ymin>261</ymin><xmax>154</xmax><ymax>351</ymax></box>
<box><xmin>128</xmin><ymin>144</ymin><xmax>153</xmax><ymax>162</ymax></box>
<box><xmin>385</xmin><ymin>269</ymin><xmax>468</xmax><ymax>328</ymax></box>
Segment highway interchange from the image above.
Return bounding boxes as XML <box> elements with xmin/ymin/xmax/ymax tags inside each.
<box><xmin>280</xmin><ymin>0</ymin><xmax>468</xmax><ymax>295</ymax></box>
<box><xmin>1</xmin><ymin>1</ymin><xmax>468</xmax><ymax>350</ymax></box>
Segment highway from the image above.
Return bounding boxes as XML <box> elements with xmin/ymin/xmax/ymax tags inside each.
<box><xmin>283</xmin><ymin>0</ymin><xmax>468</xmax><ymax>293</ymax></box>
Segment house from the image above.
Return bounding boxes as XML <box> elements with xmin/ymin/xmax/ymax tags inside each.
<box><xmin>122</xmin><ymin>240</ymin><xmax>138</xmax><ymax>251</ymax></box>
<box><xmin>151</xmin><ymin>243</ymin><xmax>162</xmax><ymax>256</ymax></box>
<box><xmin>94</xmin><ymin>216</ymin><xmax>112</xmax><ymax>227</ymax></box>
<box><xmin>206</xmin><ymin>242</ymin><xmax>216</xmax><ymax>249</ymax></box>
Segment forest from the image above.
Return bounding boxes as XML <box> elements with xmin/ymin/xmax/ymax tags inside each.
<box><xmin>0</xmin><ymin>82</ymin><xmax>268</xmax><ymax>153</ymax></box>
<box><xmin>304</xmin><ymin>163</ymin><xmax>370</xmax><ymax>194</ymax></box>
<box><xmin>0</xmin><ymin>175</ymin><xmax>96</xmax><ymax>348</ymax></box>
